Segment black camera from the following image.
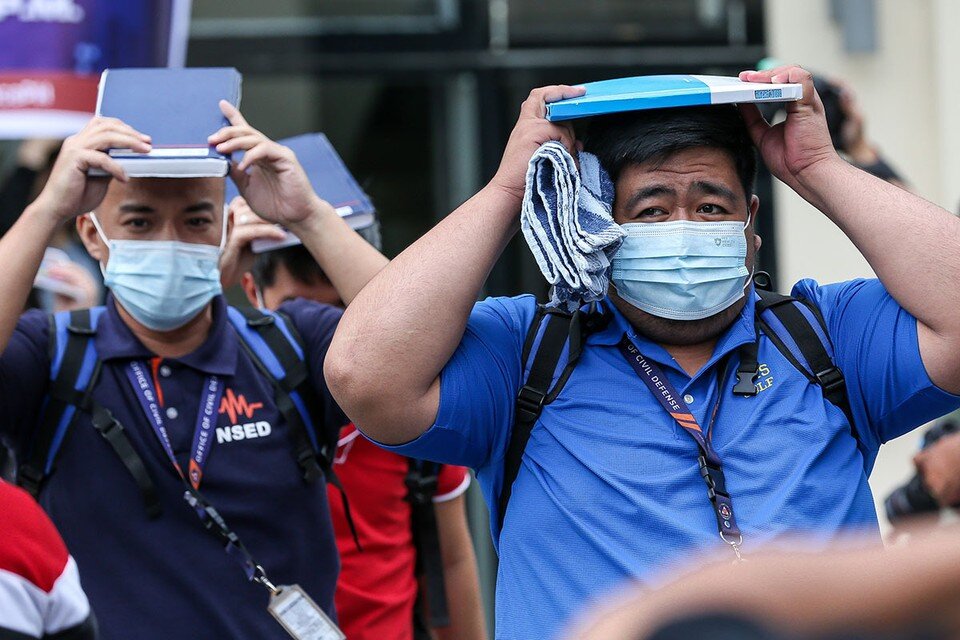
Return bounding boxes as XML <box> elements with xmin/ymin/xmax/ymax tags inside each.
<box><xmin>884</xmin><ymin>417</ymin><xmax>960</xmax><ymax>525</ymax></box>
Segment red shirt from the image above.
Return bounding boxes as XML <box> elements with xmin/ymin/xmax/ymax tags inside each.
<box><xmin>0</xmin><ymin>480</ymin><xmax>93</xmax><ymax>639</ymax></box>
<box><xmin>328</xmin><ymin>425</ymin><xmax>470</xmax><ymax>640</ymax></box>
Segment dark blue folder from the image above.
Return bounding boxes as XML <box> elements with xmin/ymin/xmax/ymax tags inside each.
<box><xmin>227</xmin><ymin>133</ymin><xmax>376</xmax><ymax>252</ymax></box>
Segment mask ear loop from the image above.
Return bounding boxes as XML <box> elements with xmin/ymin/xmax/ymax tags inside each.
<box><xmin>87</xmin><ymin>213</ymin><xmax>111</xmax><ymax>276</ymax></box>
<box><xmin>254</xmin><ymin>287</ymin><xmax>266</xmax><ymax>310</ymax></box>
<box><xmin>218</xmin><ymin>204</ymin><xmax>230</xmax><ymax>254</ymax></box>
<box><xmin>88</xmin><ymin>212</ymin><xmax>110</xmax><ymax>245</ymax></box>
<box><xmin>741</xmin><ymin>209</ymin><xmax>755</xmax><ymax>293</ymax></box>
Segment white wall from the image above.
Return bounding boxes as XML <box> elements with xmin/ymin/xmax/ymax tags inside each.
<box><xmin>764</xmin><ymin>0</ymin><xmax>959</xmax><ymax>534</ymax></box>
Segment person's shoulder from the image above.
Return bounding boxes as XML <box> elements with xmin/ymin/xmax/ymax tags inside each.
<box><xmin>16</xmin><ymin>307</ymin><xmax>50</xmax><ymax>333</ymax></box>
<box><xmin>277</xmin><ymin>297</ymin><xmax>344</xmax><ymax>323</ymax></box>
<box><xmin>434</xmin><ymin>463</ymin><xmax>471</xmax><ymax>502</ymax></box>
<box><xmin>789</xmin><ymin>277</ymin><xmax>886</xmax><ymax>312</ymax></box>
<box><xmin>274</xmin><ymin>297</ymin><xmax>343</xmax><ymax>341</ymax></box>
<box><xmin>0</xmin><ymin>481</ymin><xmax>69</xmax><ymax>592</ymax></box>
<box><xmin>470</xmin><ymin>293</ymin><xmax>541</xmax><ymax>337</ymax></box>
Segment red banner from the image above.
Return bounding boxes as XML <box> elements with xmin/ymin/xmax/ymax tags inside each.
<box><xmin>0</xmin><ymin>72</ymin><xmax>98</xmax><ymax>113</ymax></box>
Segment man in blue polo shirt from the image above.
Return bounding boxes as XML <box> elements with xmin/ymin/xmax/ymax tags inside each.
<box><xmin>326</xmin><ymin>65</ymin><xmax>960</xmax><ymax>639</ymax></box>
<box><xmin>0</xmin><ymin>103</ymin><xmax>387</xmax><ymax>638</ymax></box>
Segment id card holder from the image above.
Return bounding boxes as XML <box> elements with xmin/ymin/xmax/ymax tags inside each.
<box><xmin>268</xmin><ymin>584</ymin><xmax>345</xmax><ymax>640</ymax></box>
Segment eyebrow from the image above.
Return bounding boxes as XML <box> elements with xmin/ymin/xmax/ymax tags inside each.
<box><xmin>690</xmin><ymin>180</ymin><xmax>738</xmax><ymax>202</ymax></box>
<box><xmin>623</xmin><ymin>185</ymin><xmax>678</xmax><ymax>211</ymax></box>
<box><xmin>184</xmin><ymin>201</ymin><xmax>216</xmax><ymax>214</ymax></box>
<box><xmin>118</xmin><ymin>203</ymin><xmax>155</xmax><ymax>214</ymax></box>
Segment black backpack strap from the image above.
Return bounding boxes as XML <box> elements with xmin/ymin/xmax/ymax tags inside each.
<box><xmin>19</xmin><ymin>309</ymin><xmax>162</xmax><ymax>518</ymax></box>
<box><xmin>755</xmin><ymin>290</ymin><xmax>858</xmax><ymax>441</ymax></box>
<box><xmin>406</xmin><ymin>459</ymin><xmax>449</xmax><ymax>629</ymax></box>
<box><xmin>90</xmin><ymin>401</ymin><xmax>163</xmax><ymax>519</ymax></box>
<box><xmin>498</xmin><ymin>306</ymin><xmax>585</xmax><ymax>534</ymax></box>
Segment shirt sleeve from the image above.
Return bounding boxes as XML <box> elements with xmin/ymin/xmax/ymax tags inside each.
<box><xmin>373</xmin><ymin>295</ymin><xmax>539</xmax><ymax>470</ymax></box>
<box><xmin>279</xmin><ymin>299</ymin><xmax>350</xmax><ymax>435</ymax></box>
<box><xmin>434</xmin><ymin>464</ymin><xmax>470</xmax><ymax>503</ymax></box>
<box><xmin>0</xmin><ymin>310</ymin><xmax>51</xmax><ymax>451</ymax></box>
<box><xmin>791</xmin><ymin>278</ymin><xmax>960</xmax><ymax>448</ymax></box>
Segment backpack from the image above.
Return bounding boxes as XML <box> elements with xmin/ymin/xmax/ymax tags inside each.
<box><xmin>17</xmin><ymin>305</ymin><xmax>346</xmax><ymax>523</ymax></box>
<box><xmin>405</xmin><ymin>458</ymin><xmax>450</xmax><ymax>638</ymax></box>
<box><xmin>497</xmin><ymin>274</ymin><xmax>858</xmax><ymax>535</ymax></box>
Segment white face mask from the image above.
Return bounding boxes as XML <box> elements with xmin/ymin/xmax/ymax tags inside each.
<box><xmin>90</xmin><ymin>213</ymin><xmax>227</xmax><ymax>331</ymax></box>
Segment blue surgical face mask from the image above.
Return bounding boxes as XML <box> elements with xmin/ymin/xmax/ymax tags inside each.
<box><xmin>610</xmin><ymin>215</ymin><xmax>751</xmax><ymax>321</ymax></box>
<box><xmin>90</xmin><ymin>213</ymin><xmax>226</xmax><ymax>331</ymax></box>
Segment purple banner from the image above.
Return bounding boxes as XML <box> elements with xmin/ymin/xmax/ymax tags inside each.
<box><xmin>0</xmin><ymin>0</ymin><xmax>191</xmax><ymax>137</ymax></box>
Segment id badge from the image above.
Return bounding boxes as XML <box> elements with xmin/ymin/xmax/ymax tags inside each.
<box><xmin>268</xmin><ymin>584</ymin><xmax>345</xmax><ymax>640</ymax></box>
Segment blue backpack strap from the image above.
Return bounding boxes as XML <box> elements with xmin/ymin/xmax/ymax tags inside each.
<box><xmin>19</xmin><ymin>307</ymin><xmax>163</xmax><ymax>518</ymax></box>
<box><xmin>755</xmin><ymin>289</ymin><xmax>858</xmax><ymax>441</ymax></box>
<box><xmin>227</xmin><ymin>305</ymin><xmax>363</xmax><ymax>548</ymax></box>
<box><xmin>226</xmin><ymin>306</ymin><xmax>330</xmax><ymax>476</ymax></box>
<box><xmin>19</xmin><ymin>308</ymin><xmax>104</xmax><ymax>497</ymax></box>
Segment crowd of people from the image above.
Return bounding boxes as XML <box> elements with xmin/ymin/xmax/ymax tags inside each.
<box><xmin>0</xmin><ymin>63</ymin><xmax>959</xmax><ymax>640</ymax></box>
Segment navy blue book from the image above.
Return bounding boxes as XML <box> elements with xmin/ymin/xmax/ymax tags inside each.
<box><xmin>226</xmin><ymin>133</ymin><xmax>377</xmax><ymax>253</ymax></box>
<box><xmin>93</xmin><ymin>67</ymin><xmax>242</xmax><ymax>177</ymax></box>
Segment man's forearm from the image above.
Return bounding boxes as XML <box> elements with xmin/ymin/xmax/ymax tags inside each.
<box><xmin>290</xmin><ymin>201</ymin><xmax>389</xmax><ymax>306</ymax></box>
<box><xmin>0</xmin><ymin>202</ymin><xmax>61</xmax><ymax>352</ymax></box>
<box><xmin>326</xmin><ymin>183</ymin><xmax>520</xmax><ymax>442</ymax></box>
<box><xmin>797</xmin><ymin>158</ymin><xmax>960</xmax><ymax>338</ymax></box>
<box><xmin>435</xmin><ymin>497</ymin><xmax>487</xmax><ymax>640</ymax></box>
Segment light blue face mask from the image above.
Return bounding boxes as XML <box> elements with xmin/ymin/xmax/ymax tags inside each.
<box><xmin>90</xmin><ymin>213</ymin><xmax>226</xmax><ymax>331</ymax></box>
<box><xmin>610</xmin><ymin>216</ymin><xmax>751</xmax><ymax>321</ymax></box>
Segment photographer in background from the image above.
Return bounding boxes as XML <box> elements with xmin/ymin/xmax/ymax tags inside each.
<box><xmin>758</xmin><ymin>59</ymin><xmax>906</xmax><ymax>188</ymax></box>
<box><xmin>830</xmin><ymin>78</ymin><xmax>908</xmax><ymax>189</ymax></box>
<box><xmin>909</xmin><ymin>414</ymin><xmax>960</xmax><ymax>513</ymax></box>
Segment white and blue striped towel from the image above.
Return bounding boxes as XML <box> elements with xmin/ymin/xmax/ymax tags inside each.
<box><xmin>521</xmin><ymin>141</ymin><xmax>625</xmax><ymax>311</ymax></box>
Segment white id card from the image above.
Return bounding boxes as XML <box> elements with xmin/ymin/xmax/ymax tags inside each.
<box><xmin>268</xmin><ymin>584</ymin><xmax>345</xmax><ymax>640</ymax></box>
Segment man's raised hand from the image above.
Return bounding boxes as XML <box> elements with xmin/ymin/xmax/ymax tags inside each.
<box><xmin>34</xmin><ymin>117</ymin><xmax>151</xmax><ymax>221</ymax></box>
<box><xmin>218</xmin><ymin>196</ymin><xmax>287</xmax><ymax>289</ymax></box>
<box><xmin>209</xmin><ymin>101</ymin><xmax>336</xmax><ymax>231</ymax></box>
<box><xmin>489</xmin><ymin>85</ymin><xmax>585</xmax><ymax>205</ymax></box>
<box><xmin>737</xmin><ymin>65</ymin><xmax>840</xmax><ymax>192</ymax></box>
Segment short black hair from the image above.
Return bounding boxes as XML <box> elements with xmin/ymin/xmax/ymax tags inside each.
<box><xmin>251</xmin><ymin>244</ymin><xmax>329</xmax><ymax>290</ymax></box>
<box><xmin>580</xmin><ymin>105</ymin><xmax>757</xmax><ymax>202</ymax></box>
<box><xmin>250</xmin><ymin>220</ymin><xmax>382</xmax><ymax>291</ymax></box>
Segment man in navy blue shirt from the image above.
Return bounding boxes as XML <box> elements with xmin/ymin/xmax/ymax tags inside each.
<box><xmin>0</xmin><ymin>103</ymin><xmax>387</xmax><ymax>638</ymax></box>
<box><xmin>326</xmin><ymin>65</ymin><xmax>960</xmax><ymax>639</ymax></box>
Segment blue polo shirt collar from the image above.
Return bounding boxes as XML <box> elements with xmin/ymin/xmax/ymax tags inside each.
<box><xmin>95</xmin><ymin>295</ymin><xmax>238</xmax><ymax>376</ymax></box>
<box><xmin>584</xmin><ymin>289</ymin><xmax>758</xmax><ymax>376</ymax></box>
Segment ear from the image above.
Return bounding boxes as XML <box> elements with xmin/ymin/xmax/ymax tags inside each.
<box><xmin>76</xmin><ymin>214</ymin><xmax>107</xmax><ymax>264</ymax></box>
<box><xmin>240</xmin><ymin>272</ymin><xmax>259</xmax><ymax>307</ymax></box>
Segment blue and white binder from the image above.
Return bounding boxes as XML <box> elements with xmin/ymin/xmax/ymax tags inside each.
<box><xmin>94</xmin><ymin>67</ymin><xmax>242</xmax><ymax>177</ymax></box>
<box><xmin>546</xmin><ymin>75</ymin><xmax>802</xmax><ymax>122</ymax></box>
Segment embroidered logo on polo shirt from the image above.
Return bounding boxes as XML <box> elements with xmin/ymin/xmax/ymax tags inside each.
<box><xmin>216</xmin><ymin>388</ymin><xmax>272</xmax><ymax>443</ymax></box>
<box><xmin>755</xmin><ymin>363</ymin><xmax>774</xmax><ymax>393</ymax></box>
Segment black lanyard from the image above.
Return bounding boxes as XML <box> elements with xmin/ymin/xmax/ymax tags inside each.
<box><xmin>617</xmin><ymin>336</ymin><xmax>744</xmax><ymax>560</ymax></box>
<box><xmin>125</xmin><ymin>361</ymin><xmax>282</xmax><ymax>594</ymax></box>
